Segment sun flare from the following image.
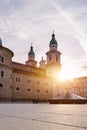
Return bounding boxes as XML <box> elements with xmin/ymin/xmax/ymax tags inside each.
<box><xmin>51</xmin><ymin>63</ymin><xmax>80</xmax><ymax>81</ymax></box>
<box><xmin>59</xmin><ymin>63</ymin><xmax>80</xmax><ymax>81</ymax></box>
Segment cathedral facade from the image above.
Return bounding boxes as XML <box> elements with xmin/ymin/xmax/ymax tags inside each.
<box><xmin>0</xmin><ymin>33</ymin><xmax>61</xmax><ymax>101</ymax></box>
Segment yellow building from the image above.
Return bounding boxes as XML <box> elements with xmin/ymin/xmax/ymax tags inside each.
<box><xmin>0</xmin><ymin>33</ymin><xmax>61</xmax><ymax>101</ymax></box>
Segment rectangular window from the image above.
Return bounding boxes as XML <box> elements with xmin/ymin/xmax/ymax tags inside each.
<box><xmin>37</xmin><ymin>81</ymin><xmax>40</xmax><ymax>85</ymax></box>
<box><xmin>56</xmin><ymin>56</ymin><xmax>58</xmax><ymax>62</ymax></box>
<box><xmin>49</xmin><ymin>56</ymin><xmax>51</xmax><ymax>61</ymax></box>
<box><xmin>16</xmin><ymin>77</ymin><xmax>20</xmax><ymax>82</ymax></box>
<box><xmin>27</xmin><ymin>79</ymin><xmax>31</xmax><ymax>84</ymax></box>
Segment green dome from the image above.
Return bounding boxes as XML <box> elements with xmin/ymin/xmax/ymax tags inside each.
<box><xmin>50</xmin><ymin>33</ymin><xmax>57</xmax><ymax>45</ymax></box>
<box><xmin>28</xmin><ymin>46</ymin><xmax>35</xmax><ymax>55</ymax></box>
<box><xmin>0</xmin><ymin>38</ymin><xmax>2</xmax><ymax>46</ymax></box>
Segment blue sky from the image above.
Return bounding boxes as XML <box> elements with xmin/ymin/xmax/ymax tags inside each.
<box><xmin>0</xmin><ymin>0</ymin><xmax>87</xmax><ymax>77</ymax></box>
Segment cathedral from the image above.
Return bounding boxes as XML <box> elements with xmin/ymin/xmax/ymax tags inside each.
<box><xmin>0</xmin><ymin>32</ymin><xmax>61</xmax><ymax>101</ymax></box>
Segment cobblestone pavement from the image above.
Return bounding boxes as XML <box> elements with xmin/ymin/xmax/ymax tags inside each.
<box><xmin>0</xmin><ymin>103</ymin><xmax>87</xmax><ymax>130</ymax></box>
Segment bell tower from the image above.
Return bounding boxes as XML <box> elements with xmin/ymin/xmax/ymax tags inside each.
<box><xmin>39</xmin><ymin>56</ymin><xmax>46</xmax><ymax>69</ymax></box>
<box><xmin>46</xmin><ymin>32</ymin><xmax>61</xmax><ymax>78</ymax></box>
<box><xmin>26</xmin><ymin>45</ymin><xmax>37</xmax><ymax>67</ymax></box>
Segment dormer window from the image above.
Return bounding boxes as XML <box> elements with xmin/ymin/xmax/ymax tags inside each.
<box><xmin>49</xmin><ymin>55</ymin><xmax>51</xmax><ymax>61</ymax></box>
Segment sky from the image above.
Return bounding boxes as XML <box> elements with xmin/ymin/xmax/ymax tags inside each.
<box><xmin>0</xmin><ymin>0</ymin><xmax>87</xmax><ymax>78</ymax></box>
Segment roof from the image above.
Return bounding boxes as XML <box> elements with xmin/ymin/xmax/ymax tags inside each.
<box><xmin>0</xmin><ymin>38</ymin><xmax>2</xmax><ymax>46</ymax></box>
<box><xmin>28</xmin><ymin>46</ymin><xmax>35</xmax><ymax>55</ymax></box>
<box><xmin>50</xmin><ymin>33</ymin><xmax>57</xmax><ymax>45</ymax></box>
<box><xmin>0</xmin><ymin>45</ymin><xmax>14</xmax><ymax>57</ymax></box>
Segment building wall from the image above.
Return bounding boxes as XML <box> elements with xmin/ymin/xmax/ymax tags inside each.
<box><xmin>0</xmin><ymin>50</ymin><xmax>53</xmax><ymax>101</ymax></box>
<box><xmin>0</xmin><ymin>46</ymin><xmax>13</xmax><ymax>100</ymax></box>
<box><xmin>0</xmin><ymin>44</ymin><xmax>87</xmax><ymax>101</ymax></box>
<box><xmin>54</xmin><ymin>78</ymin><xmax>87</xmax><ymax>98</ymax></box>
<box><xmin>73</xmin><ymin>77</ymin><xmax>87</xmax><ymax>98</ymax></box>
<box><xmin>0</xmin><ymin>67</ymin><xmax>13</xmax><ymax>98</ymax></box>
<box><xmin>12</xmin><ymin>70</ymin><xmax>53</xmax><ymax>101</ymax></box>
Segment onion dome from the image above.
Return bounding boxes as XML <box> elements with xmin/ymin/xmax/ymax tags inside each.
<box><xmin>0</xmin><ymin>38</ymin><xmax>2</xmax><ymax>46</ymax></box>
<box><xmin>28</xmin><ymin>45</ymin><xmax>35</xmax><ymax>56</ymax></box>
<box><xmin>50</xmin><ymin>32</ymin><xmax>57</xmax><ymax>45</ymax></box>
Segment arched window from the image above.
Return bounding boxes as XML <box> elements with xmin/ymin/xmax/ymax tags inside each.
<box><xmin>0</xmin><ymin>56</ymin><xmax>4</xmax><ymax>63</ymax></box>
<box><xmin>16</xmin><ymin>87</ymin><xmax>20</xmax><ymax>91</ymax></box>
<box><xmin>49</xmin><ymin>55</ymin><xmax>51</xmax><ymax>61</ymax></box>
<box><xmin>0</xmin><ymin>83</ymin><xmax>3</xmax><ymax>87</ymax></box>
<box><xmin>0</xmin><ymin>71</ymin><xmax>4</xmax><ymax>77</ymax></box>
<box><xmin>1</xmin><ymin>71</ymin><xmax>4</xmax><ymax>77</ymax></box>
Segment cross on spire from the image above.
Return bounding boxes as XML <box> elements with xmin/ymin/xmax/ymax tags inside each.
<box><xmin>31</xmin><ymin>43</ymin><xmax>32</xmax><ymax>47</ymax></box>
<box><xmin>53</xmin><ymin>30</ymin><xmax>54</xmax><ymax>34</ymax></box>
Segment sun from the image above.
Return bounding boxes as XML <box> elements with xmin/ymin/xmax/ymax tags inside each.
<box><xmin>50</xmin><ymin>62</ymin><xmax>80</xmax><ymax>82</ymax></box>
<box><xmin>58</xmin><ymin>63</ymin><xmax>80</xmax><ymax>81</ymax></box>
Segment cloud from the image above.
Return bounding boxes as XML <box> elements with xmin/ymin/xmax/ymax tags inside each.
<box><xmin>0</xmin><ymin>0</ymin><xmax>87</xmax><ymax>76</ymax></box>
<box><xmin>50</xmin><ymin>1</ymin><xmax>87</xmax><ymax>52</ymax></box>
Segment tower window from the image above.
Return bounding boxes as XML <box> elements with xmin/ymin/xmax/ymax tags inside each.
<box><xmin>49</xmin><ymin>56</ymin><xmax>51</xmax><ymax>61</ymax></box>
<box><xmin>0</xmin><ymin>83</ymin><xmax>3</xmax><ymax>87</ymax></box>
<box><xmin>56</xmin><ymin>56</ymin><xmax>58</xmax><ymax>62</ymax></box>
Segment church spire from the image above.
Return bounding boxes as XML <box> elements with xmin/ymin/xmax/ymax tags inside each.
<box><xmin>52</xmin><ymin>30</ymin><xmax>55</xmax><ymax>38</ymax></box>
<box><xmin>28</xmin><ymin>44</ymin><xmax>35</xmax><ymax>61</ymax></box>
<box><xmin>49</xmin><ymin>31</ymin><xmax>58</xmax><ymax>51</ymax></box>
<box><xmin>28</xmin><ymin>44</ymin><xmax>35</xmax><ymax>56</ymax></box>
<box><xmin>26</xmin><ymin>44</ymin><xmax>37</xmax><ymax>67</ymax></box>
<box><xmin>50</xmin><ymin>31</ymin><xmax>57</xmax><ymax>45</ymax></box>
<box><xmin>39</xmin><ymin>56</ymin><xmax>46</xmax><ymax>69</ymax></box>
